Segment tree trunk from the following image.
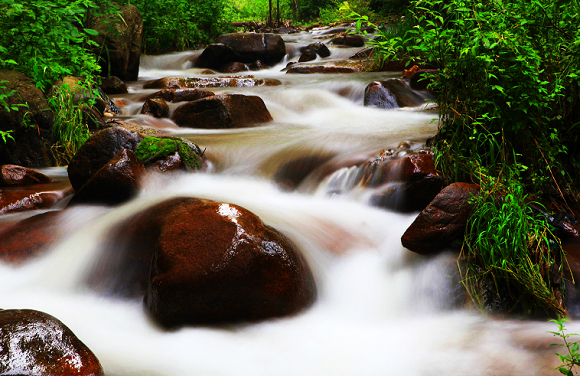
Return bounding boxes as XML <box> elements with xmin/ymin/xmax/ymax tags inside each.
<box><xmin>276</xmin><ymin>0</ymin><xmax>280</xmax><ymax>27</ymax></box>
<box><xmin>268</xmin><ymin>0</ymin><xmax>273</xmax><ymax>26</ymax></box>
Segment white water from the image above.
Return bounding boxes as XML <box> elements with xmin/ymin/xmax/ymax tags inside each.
<box><xmin>0</xmin><ymin>31</ymin><xmax>572</xmax><ymax>375</ymax></box>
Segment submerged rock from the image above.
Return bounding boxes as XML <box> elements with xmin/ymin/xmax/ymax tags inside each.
<box><xmin>0</xmin><ymin>189</ymin><xmax>70</xmax><ymax>215</ymax></box>
<box><xmin>364</xmin><ymin>79</ymin><xmax>426</xmax><ymax>109</ymax></box>
<box><xmin>0</xmin><ymin>309</ymin><xmax>104</xmax><ymax>376</ymax></box>
<box><xmin>143</xmin><ymin>76</ymin><xmax>282</xmax><ymax>89</ymax></box>
<box><xmin>172</xmin><ymin>94</ymin><xmax>273</xmax><ymax>129</ymax></box>
<box><xmin>0</xmin><ymin>164</ymin><xmax>53</xmax><ymax>186</ymax></box>
<box><xmin>143</xmin><ymin>88</ymin><xmax>216</xmax><ymax>103</ymax></box>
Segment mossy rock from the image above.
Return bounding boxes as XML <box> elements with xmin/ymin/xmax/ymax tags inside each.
<box><xmin>135</xmin><ymin>136</ymin><xmax>202</xmax><ymax>171</ymax></box>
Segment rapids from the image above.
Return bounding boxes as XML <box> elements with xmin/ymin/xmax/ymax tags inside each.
<box><xmin>0</xmin><ymin>29</ymin><xmax>570</xmax><ymax>375</ymax></box>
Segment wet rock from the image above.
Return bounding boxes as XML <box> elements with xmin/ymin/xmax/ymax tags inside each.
<box><xmin>285</xmin><ymin>60</ymin><xmax>367</xmax><ymax>74</ymax></box>
<box><xmin>144</xmin><ymin>88</ymin><xmax>216</xmax><ymax>103</ymax></box>
<box><xmin>68</xmin><ymin>149</ymin><xmax>145</xmax><ymax>206</ymax></box>
<box><xmin>81</xmin><ymin>106</ymin><xmax>106</xmax><ymax>132</ymax></box>
<box><xmin>88</xmin><ymin>4</ymin><xmax>143</xmax><ymax>80</ymax></box>
<box><xmin>349</xmin><ymin>47</ymin><xmax>374</xmax><ymax>59</ymax></box>
<box><xmin>0</xmin><ymin>165</ymin><xmax>53</xmax><ymax>187</ymax></box>
<box><xmin>143</xmin><ymin>76</ymin><xmax>282</xmax><ymax>89</ymax></box>
<box><xmin>0</xmin><ymin>189</ymin><xmax>69</xmax><ymax>215</ymax></box>
<box><xmin>330</xmin><ymin>34</ymin><xmax>365</xmax><ymax>47</ymax></box>
<box><xmin>410</xmin><ymin>69</ymin><xmax>439</xmax><ymax>91</ymax></box>
<box><xmin>144</xmin><ymin>198</ymin><xmax>317</xmax><ymax>327</ymax></box>
<box><xmin>273</xmin><ymin>154</ymin><xmax>336</xmax><ymax>191</ymax></box>
<box><xmin>299</xmin><ymin>48</ymin><xmax>317</xmax><ymax>62</ymax></box>
<box><xmin>0</xmin><ymin>70</ymin><xmax>54</xmax><ymax>167</ymax></box>
<box><xmin>140</xmin><ymin>98</ymin><xmax>169</xmax><ymax>118</ymax></box>
<box><xmin>215</xmin><ymin>33</ymin><xmax>286</xmax><ymax>65</ymax></box>
<box><xmin>67</xmin><ymin>126</ymin><xmax>144</xmax><ymax>191</ymax></box>
<box><xmin>301</xmin><ymin>42</ymin><xmax>331</xmax><ymax>58</ymax></box>
<box><xmin>0</xmin><ymin>211</ymin><xmax>64</xmax><ymax>265</ymax></box>
<box><xmin>135</xmin><ymin>136</ymin><xmax>205</xmax><ymax>171</ymax></box>
<box><xmin>220</xmin><ymin>61</ymin><xmax>250</xmax><ymax>73</ymax></box>
<box><xmin>401</xmin><ymin>182</ymin><xmax>480</xmax><ymax>255</ymax></box>
<box><xmin>149</xmin><ymin>151</ymin><xmax>183</xmax><ymax>173</ymax></box>
<box><xmin>98</xmin><ymin>76</ymin><xmax>128</xmax><ymax>94</ymax></box>
<box><xmin>249</xmin><ymin>60</ymin><xmax>268</xmax><ymax>71</ymax></box>
<box><xmin>364</xmin><ymin>79</ymin><xmax>426</xmax><ymax>108</ymax></box>
<box><xmin>196</xmin><ymin>44</ymin><xmax>239</xmax><ymax>70</ymax></box>
<box><xmin>0</xmin><ymin>309</ymin><xmax>104</xmax><ymax>376</ymax></box>
<box><xmin>172</xmin><ymin>94</ymin><xmax>273</xmax><ymax>129</ymax></box>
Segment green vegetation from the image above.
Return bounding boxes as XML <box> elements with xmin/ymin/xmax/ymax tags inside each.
<box><xmin>550</xmin><ymin>317</ymin><xmax>580</xmax><ymax>376</ymax></box>
<box><xmin>135</xmin><ymin>136</ymin><xmax>202</xmax><ymax>170</ymax></box>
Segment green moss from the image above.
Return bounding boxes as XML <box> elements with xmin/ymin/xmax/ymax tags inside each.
<box><xmin>135</xmin><ymin>136</ymin><xmax>202</xmax><ymax>171</ymax></box>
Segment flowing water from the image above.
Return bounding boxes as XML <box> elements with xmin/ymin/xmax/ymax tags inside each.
<box><xmin>0</xmin><ymin>30</ymin><xmax>571</xmax><ymax>375</ymax></box>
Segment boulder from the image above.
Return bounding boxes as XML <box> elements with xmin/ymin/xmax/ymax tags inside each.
<box><xmin>0</xmin><ymin>211</ymin><xmax>64</xmax><ymax>265</ymax></box>
<box><xmin>196</xmin><ymin>44</ymin><xmax>239</xmax><ymax>70</ymax></box>
<box><xmin>273</xmin><ymin>154</ymin><xmax>336</xmax><ymax>191</ymax></box>
<box><xmin>134</xmin><ymin>136</ymin><xmax>205</xmax><ymax>171</ymax></box>
<box><xmin>285</xmin><ymin>60</ymin><xmax>367</xmax><ymax>74</ymax></box>
<box><xmin>149</xmin><ymin>151</ymin><xmax>182</xmax><ymax>173</ymax></box>
<box><xmin>249</xmin><ymin>60</ymin><xmax>268</xmax><ymax>71</ymax></box>
<box><xmin>401</xmin><ymin>182</ymin><xmax>480</xmax><ymax>255</ymax></box>
<box><xmin>98</xmin><ymin>76</ymin><xmax>128</xmax><ymax>94</ymax></box>
<box><xmin>0</xmin><ymin>309</ymin><xmax>104</xmax><ymax>376</ymax></box>
<box><xmin>330</xmin><ymin>34</ymin><xmax>365</xmax><ymax>47</ymax></box>
<box><xmin>0</xmin><ymin>165</ymin><xmax>53</xmax><ymax>186</ymax></box>
<box><xmin>67</xmin><ymin>127</ymin><xmax>144</xmax><ymax>191</ymax></box>
<box><xmin>0</xmin><ymin>70</ymin><xmax>54</xmax><ymax>167</ymax></box>
<box><xmin>68</xmin><ymin>149</ymin><xmax>145</xmax><ymax>206</ymax></box>
<box><xmin>300</xmin><ymin>42</ymin><xmax>331</xmax><ymax>58</ymax></box>
<box><xmin>144</xmin><ymin>198</ymin><xmax>317</xmax><ymax>327</ymax></box>
<box><xmin>88</xmin><ymin>4</ymin><xmax>143</xmax><ymax>81</ymax></box>
<box><xmin>143</xmin><ymin>76</ymin><xmax>282</xmax><ymax>89</ymax></box>
<box><xmin>215</xmin><ymin>33</ymin><xmax>286</xmax><ymax>65</ymax></box>
<box><xmin>140</xmin><ymin>98</ymin><xmax>169</xmax><ymax>118</ymax></box>
<box><xmin>219</xmin><ymin>61</ymin><xmax>249</xmax><ymax>73</ymax></box>
<box><xmin>0</xmin><ymin>189</ymin><xmax>70</xmax><ymax>215</ymax></box>
<box><xmin>172</xmin><ymin>94</ymin><xmax>273</xmax><ymax>129</ymax></box>
<box><xmin>298</xmin><ymin>48</ymin><xmax>317</xmax><ymax>62</ymax></box>
<box><xmin>364</xmin><ymin>79</ymin><xmax>426</xmax><ymax>108</ymax></box>
<box><xmin>144</xmin><ymin>88</ymin><xmax>216</xmax><ymax>103</ymax></box>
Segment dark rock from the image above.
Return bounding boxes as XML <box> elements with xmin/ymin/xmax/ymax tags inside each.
<box><xmin>80</xmin><ymin>105</ymin><xmax>106</xmax><ymax>132</ymax></box>
<box><xmin>143</xmin><ymin>198</ymin><xmax>317</xmax><ymax>327</ymax></box>
<box><xmin>298</xmin><ymin>49</ymin><xmax>317</xmax><ymax>62</ymax></box>
<box><xmin>401</xmin><ymin>182</ymin><xmax>480</xmax><ymax>255</ymax></box>
<box><xmin>67</xmin><ymin>127</ymin><xmax>144</xmax><ymax>191</ymax></box>
<box><xmin>273</xmin><ymin>154</ymin><xmax>336</xmax><ymax>191</ymax></box>
<box><xmin>364</xmin><ymin>79</ymin><xmax>426</xmax><ymax>108</ymax></box>
<box><xmin>143</xmin><ymin>76</ymin><xmax>282</xmax><ymax>89</ymax></box>
<box><xmin>196</xmin><ymin>44</ymin><xmax>239</xmax><ymax>70</ymax></box>
<box><xmin>349</xmin><ymin>47</ymin><xmax>374</xmax><ymax>59</ymax></box>
<box><xmin>249</xmin><ymin>60</ymin><xmax>268</xmax><ymax>71</ymax></box>
<box><xmin>172</xmin><ymin>94</ymin><xmax>273</xmax><ymax>129</ymax></box>
<box><xmin>88</xmin><ymin>4</ymin><xmax>143</xmax><ymax>81</ymax></box>
<box><xmin>410</xmin><ymin>69</ymin><xmax>439</xmax><ymax>91</ymax></box>
<box><xmin>0</xmin><ymin>189</ymin><xmax>70</xmax><ymax>215</ymax></box>
<box><xmin>219</xmin><ymin>61</ymin><xmax>250</xmax><ymax>73</ymax></box>
<box><xmin>144</xmin><ymin>88</ymin><xmax>216</xmax><ymax>103</ymax></box>
<box><xmin>286</xmin><ymin>60</ymin><xmax>366</xmax><ymax>74</ymax></box>
<box><xmin>98</xmin><ymin>76</ymin><xmax>128</xmax><ymax>94</ymax></box>
<box><xmin>301</xmin><ymin>42</ymin><xmax>331</xmax><ymax>58</ymax></box>
<box><xmin>0</xmin><ymin>165</ymin><xmax>53</xmax><ymax>187</ymax></box>
<box><xmin>0</xmin><ymin>309</ymin><xmax>104</xmax><ymax>376</ymax></box>
<box><xmin>68</xmin><ymin>149</ymin><xmax>145</xmax><ymax>206</ymax></box>
<box><xmin>149</xmin><ymin>151</ymin><xmax>182</xmax><ymax>173</ymax></box>
<box><xmin>134</xmin><ymin>136</ymin><xmax>205</xmax><ymax>171</ymax></box>
<box><xmin>140</xmin><ymin>98</ymin><xmax>169</xmax><ymax>118</ymax></box>
<box><xmin>330</xmin><ymin>34</ymin><xmax>365</xmax><ymax>47</ymax></box>
<box><xmin>0</xmin><ymin>70</ymin><xmax>54</xmax><ymax>167</ymax></box>
<box><xmin>0</xmin><ymin>211</ymin><xmax>64</xmax><ymax>265</ymax></box>
<box><xmin>215</xmin><ymin>33</ymin><xmax>286</xmax><ymax>65</ymax></box>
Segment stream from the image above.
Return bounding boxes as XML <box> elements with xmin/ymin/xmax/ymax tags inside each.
<box><xmin>0</xmin><ymin>29</ymin><xmax>569</xmax><ymax>375</ymax></box>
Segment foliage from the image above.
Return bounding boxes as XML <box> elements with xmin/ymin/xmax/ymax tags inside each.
<box><xmin>549</xmin><ymin>317</ymin><xmax>580</xmax><ymax>376</ymax></box>
<box><xmin>225</xmin><ymin>0</ymin><xmax>294</xmax><ymax>23</ymax></box>
<box><xmin>0</xmin><ymin>130</ymin><xmax>14</xmax><ymax>143</ymax></box>
<box><xmin>0</xmin><ymin>0</ymin><xmax>113</xmax><ymax>92</ymax></box>
<box><xmin>135</xmin><ymin>136</ymin><xmax>202</xmax><ymax>170</ymax></box>
<box><xmin>460</xmin><ymin>169</ymin><xmax>565</xmax><ymax>316</ymax></box>
<box><xmin>118</xmin><ymin>0</ymin><xmax>231</xmax><ymax>53</ymax></box>
<box><xmin>49</xmin><ymin>83</ymin><xmax>92</xmax><ymax>166</ymax></box>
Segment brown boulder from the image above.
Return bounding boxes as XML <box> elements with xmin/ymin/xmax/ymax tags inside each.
<box><xmin>67</xmin><ymin>126</ymin><xmax>144</xmax><ymax>191</ymax></box>
<box><xmin>273</xmin><ymin>154</ymin><xmax>336</xmax><ymax>191</ymax></box>
<box><xmin>0</xmin><ymin>165</ymin><xmax>53</xmax><ymax>186</ymax></box>
<box><xmin>0</xmin><ymin>309</ymin><xmax>104</xmax><ymax>376</ymax></box>
<box><xmin>249</xmin><ymin>60</ymin><xmax>268</xmax><ymax>71</ymax></box>
<box><xmin>68</xmin><ymin>149</ymin><xmax>145</xmax><ymax>206</ymax></box>
<box><xmin>301</xmin><ymin>42</ymin><xmax>331</xmax><ymax>58</ymax></box>
<box><xmin>0</xmin><ymin>211</ymin><xmax>64</xmax><ymax>265</ymax></box>
<box><xmin>149</xmin><ymin>151</ymin><xmax>183</xmax><ymax>173</ymax></box>
<box><xmin>143</xmin><ymin>88</ymin><xmax>216</xmax><ymax>103</ymax></box>
<box><xmin>172</xmin><ymin>94</ymin><xmax>273</xmax><ymax>129</ymax></box>
<box><xmin>215</xmin><ymin>33</ymin><xmax>286</xmax><ymax>65</ymax></box>
<box><xmin>401</xmin><ymin>182</ymin><xmax>480</xmax><ymax>255</ymax></box>
<box><xmin>0</xmin><ymin>188</ymin><xmax>70</xmax><ymax>215</ymax></box>
<box><xmin>220</xmin><ymin>61</ymin><xmax>249</xmax><ymax>73</ymax></box>
<box><xmin>364</xmin><ymin>79</ymin><xmax>426</xmax><ymax>108</ymax></box>
<box><xmin>285</xmin><ymin>60</ymin><xmax>367</xmax><ymax>74</ymax></box>
<box><xmin>196</xmin><ymin>43</ymin><xmax>239</xmax><ymax>70</ymax></box>
<box><xmin>143</xmin><ymin>76</ymin><xmax>281</xmax><ymax>89</ymax></box>
<box><xmin>88</xmin><ymin>4</ymin><xmax>143</xmax><ymax>81</ymax></box>
<box><xmin>299</xmin><ymin>49</ymin><xmax>317</xmax><ymax>62</ymax></box>
<box><xmin>140</xmin><ymin>98</ymin><xmax>169</xmax><ymax>118</ymax></box>
<box><xmin>144</xmin><ymin>198</ymin><xmax>317</xmax><ymax>327</ymax></box>
<box><xmin>330</xmin><ymin>34</ymin><xmax>365</xmax><ymax>47</ymax></box>
<box><xmin>98</xmin><ymin>76</ymin><xmax>128</xmax><ymax>94</ymax></box>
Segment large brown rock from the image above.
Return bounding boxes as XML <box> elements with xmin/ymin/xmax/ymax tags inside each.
<box><xmin>0</xmin><ymin>70</ymin><xmax>55</xmax><ymax>167</ymax></box>
<box><xmin>285</xmin><ymin>60</ymin><xmax>367</xmax><ymax>74</ymax></box>
<box><xmin>172</xmin><ymin>94</ymin><xmax>273</xmax><ymax>129</ymax></box>
<box><xmin>67</xmin><ymin>126</ymin><xmax>144</xmax><ymax>191</ymax></box>
<box><xmin>68</xmin><ymin>149</ymin><xmax>145</xmax><ymax>206</ymax></box>
<box><xmin>215</xmin><ymin>33</ymin><xmax>286</xmax><ymax>65</ymax></box>
<box><xmin>364</xmin><ymin>79</ymin><xmax>426</xmax><ymax>109</ymax></box>
<box><xmin>0</xmin><ymin>164</ymin><xmax>53</xmax><ymax>186</ymax></box>
<box><xmin>144</xmin><ymin>198</ymin><xmax>317</xmax><ymax>327</ymax></box>
<box><xmin>140</xmin><ymin>98</ymin><xmax>169</xmax><ymax>118</ymax></box>
<box><xmin>0</xmin><ymin>309</ymin><xmax>104</xmax><ymax>376</ymax></box>
<box><xmin>0</xmin><ymin>211</ymin><xmax>64</xmax><ymax>265</ymax></box>
<box><xmin>88</xmin><ymin>4</ymin><xmax>143</xmax><ymax>81</ymax></box>
<box><xmin>143</xmin><ymin>76</ymin><xmax>281</xmax><ymax>90</ymax></box>
<box><xmin>330</xmin><ymin>34</ymin><xmax>365</xmax><ymax>47</ymax></box>
<box><xmin>143</xmin><ymin>88</ymin><xmax>216</xmax><ymax>103</ymax></box>
<box><xmin>401</xmin><ymin>182</ymin><xmax>480</xmax><ymax>255</ymax></box>
<box><xmin>0</xmin><ymin>187</ymin><xmax>71</xmax><ymax>215</ymax></box>
<box><xmin>196</xmin><ymin>44</ymin><xmax>239</xmax><ymax>70</ymax></box>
